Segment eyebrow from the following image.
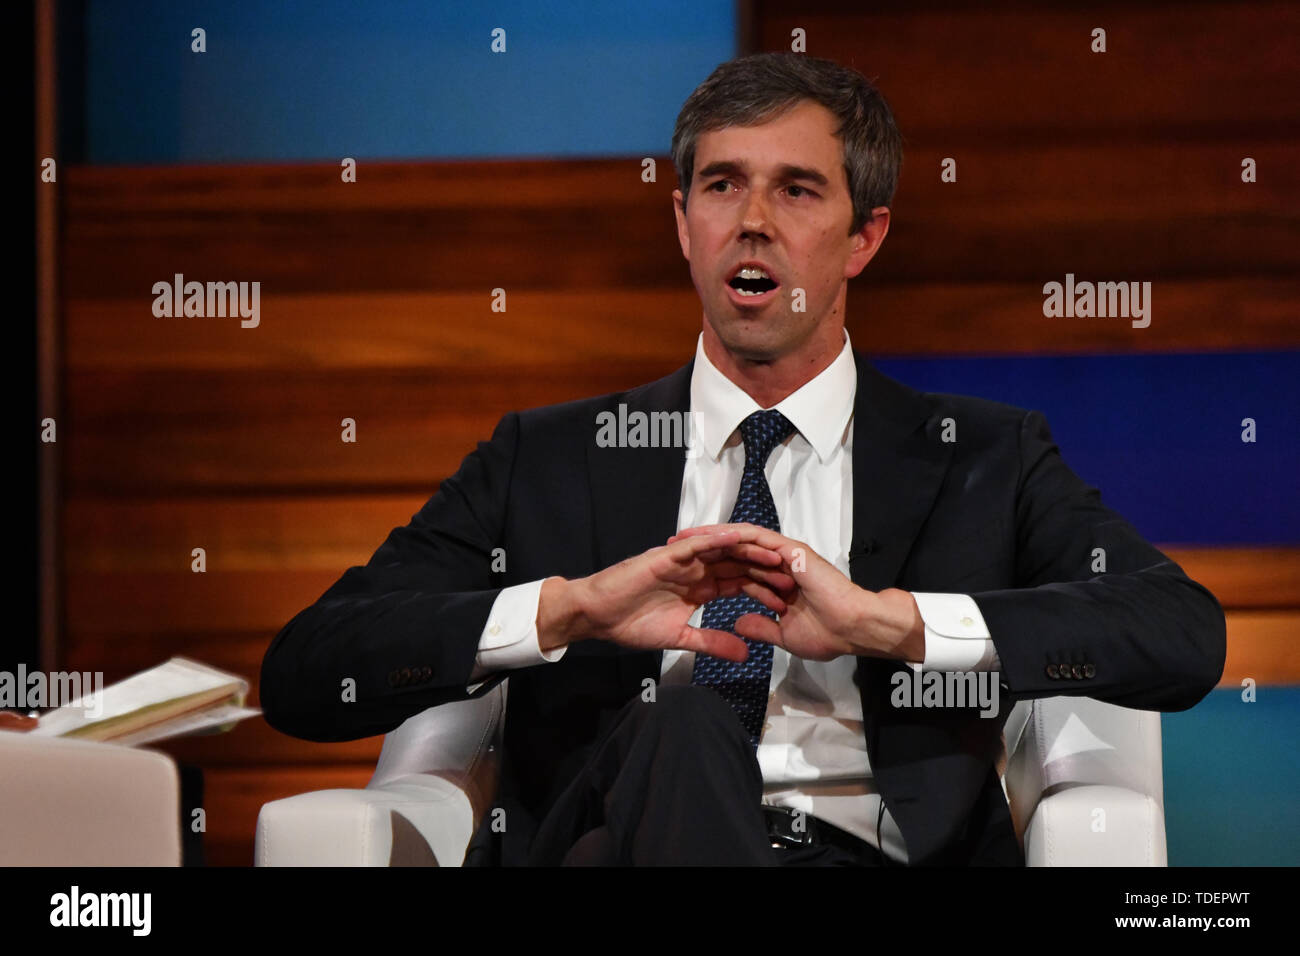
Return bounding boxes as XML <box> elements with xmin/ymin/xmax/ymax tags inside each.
<box><xmin>695</xmin><ymin>160</ymin><xmax>830</xmax><ymax>188</ymax></box>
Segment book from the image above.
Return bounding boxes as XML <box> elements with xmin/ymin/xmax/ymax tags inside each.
<box><xmin>27</xmin><ymin>656</ymin><xmax>260</xmax><ymax>746</ymax></box>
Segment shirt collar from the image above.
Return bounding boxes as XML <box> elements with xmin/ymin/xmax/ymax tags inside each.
<box><xmin>689</xmin><ymin>327</ymin><xmax>856</xmax><ymax>464</ymax></box>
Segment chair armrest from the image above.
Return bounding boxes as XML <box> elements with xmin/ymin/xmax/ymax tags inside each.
<box><xmin>256</xmin><ymin>682</ymin><xmax>507</xmax><ymax>866</ymax></box>
<box><xmin>1023</xmin><ymin>784</ymin><xmax>1167</xmax><ymax>866</ymax></box>
<box><xmin>1005</xmin><ymin>695</ymin><xmax>1167</xmax><ymax>866</ymax></box>
<box><xmin>0</xmin><ymin>731</ymin><xmax>181</xmax><ymax>866</ymax></box>
<box><xmin>256</xmin><ymin>771</ymin><xmax>480</xmax><ymax>866</ymax></box>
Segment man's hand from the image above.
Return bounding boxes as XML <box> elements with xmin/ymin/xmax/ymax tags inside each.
<box><xmin>539</xmin><ymin>529</ymin><xmax>794</xmax><ymax>662</ymax></box>
<box><xmin>668</xmin><ymin>523</ymin><xmax>926</xmax><ymax>663</ymax></box>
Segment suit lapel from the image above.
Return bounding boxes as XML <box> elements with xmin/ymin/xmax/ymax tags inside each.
<box><xmin>849</xmin><ymin>353</ymin><xmax>1013</xmax><ymax>864</ymax></box>
<box><xmin>586</xmin><ymin>360</ymin><xmax>695</xmax><ymax>687</ymax></box>
<box><xmin>845</xmin><ymin>354</ymin><xmax>952</xmax><ymax>744</ymax></box>
<box><xmin>845</xmin><ymin>351</ymin><xmax>950</xmax><ymax>593</ymax></box>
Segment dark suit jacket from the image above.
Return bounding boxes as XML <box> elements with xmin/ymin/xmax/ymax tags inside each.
<box><xmin>260</xmin><ymin>350</ymin><xmax>1226</xmax><ymax>865</ymax></box>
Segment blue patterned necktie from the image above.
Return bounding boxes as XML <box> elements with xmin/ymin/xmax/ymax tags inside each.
<box><xmin>690</xmin><ymin>408</ymin><xmax>796</xmax><ymax>748</ymax></box>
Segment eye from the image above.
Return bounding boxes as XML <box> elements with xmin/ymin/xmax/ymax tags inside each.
<box><xmin>706</xmin><ymin>179</ymin><xmax>731</xmax><ymax>193</ymax></box>
<box><xmin>786</xmin><ymin>184</ymin><xmax>815</xmax><ymax>199</ymax></box>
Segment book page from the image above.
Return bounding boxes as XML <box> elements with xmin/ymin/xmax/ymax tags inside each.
<box><xmin>110</xmin><ymin>702</ymin><xmax>262</xmax><ymax>747</ymax></box>
<box><xmin>29</xmin><ymin>657</ymin><xmax>248</xmax><ymax>738</ymax></box>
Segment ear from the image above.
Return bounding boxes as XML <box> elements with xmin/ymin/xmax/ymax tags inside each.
<box><xmin>844</xmin><ymin>206</ymin><xmax>891</xmax><ymax>280</ymax></box>
<box><xmin>672</xmin><ymin>188</ymin><xmax>691</xmax><ymax>261</ymax></box>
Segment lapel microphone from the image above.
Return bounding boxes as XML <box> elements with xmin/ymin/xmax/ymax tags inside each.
<box><xmin>848</xmin><ymin>538</ymin><xmax>876</xmax><ymax>559</ymax></box>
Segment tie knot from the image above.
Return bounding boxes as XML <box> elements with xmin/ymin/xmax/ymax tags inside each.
<box><xmin>739</xmin><ymin>409</ymin><xmax>795</xmax><ymax>469</ymax></box>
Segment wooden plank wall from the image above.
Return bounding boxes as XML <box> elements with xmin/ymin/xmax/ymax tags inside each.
<box><xmin>58</xmin><ymin>1</ymin><xmax>1299</xmax><ymax>865</ymax></box>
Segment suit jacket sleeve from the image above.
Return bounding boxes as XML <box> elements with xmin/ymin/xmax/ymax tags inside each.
<box><xmin>260</xmin><ymin>411</ymin><xmax>521</xmax><ymax>742</ymax></box>
<box><xmin>973</xmin><ymin>409</ymin><xmax>1226</xmax><ymax>712</ymax></box>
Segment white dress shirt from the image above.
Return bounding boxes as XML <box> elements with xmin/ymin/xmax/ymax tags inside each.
<box><xmin>468</xmin><ymin>329</ymin><xmax>1001</xmax><ymax>862</ymax></box>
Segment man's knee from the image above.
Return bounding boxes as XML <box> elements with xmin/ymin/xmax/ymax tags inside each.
<box><xmin>628</xmin><ymin>683</ymin><xmax>751</xmax><ymax>743</ymax></box>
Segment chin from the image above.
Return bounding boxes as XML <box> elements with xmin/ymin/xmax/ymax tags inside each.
<box><xmin>718</xmin><ymin>329</ymin><xmax>786</xmax><ymax>363</ymax></box>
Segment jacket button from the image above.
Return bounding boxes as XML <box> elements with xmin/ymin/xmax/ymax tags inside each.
<box><xmin>1070</xmin><ymin>664</ymin><xmax>1084</xmax><ymax>679</ymax></box>
<box><xmin>387</xmin><ymin>669</ymin><xmax>400</xmax><ymax>687</ymax></box>
<box><xmin>1083</xmin><ymin>663</ymin><xmax>1096</xmax><ymax>678</ymax></box>
<box><xmin>1046</xmin><ymin>664</ymin><xmax>1059</xmax><ymax>679</ymax></box>
<box><xmin>399</xmin><ymin>667</ymin><xmax>413</xmax><ymax>685</ymax></box>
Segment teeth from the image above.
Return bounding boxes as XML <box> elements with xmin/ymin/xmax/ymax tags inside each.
<box><xmin>735</xmin><ymin>287</ymin><xmax>769</xmax><ymax>296</ymax></box>
<box><xmin>734</xmin><ymin>266</ymin><xmax>772</xmax><ymax>280</ymax></box>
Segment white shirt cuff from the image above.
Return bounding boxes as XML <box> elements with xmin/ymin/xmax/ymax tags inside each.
<box><xmin>912</xmin><ymin>592</ymin><xmax>1001</xmax><ymax>672</ymax></box>
<box><xmin>467</xmin><ymin>579</ymin><xmax>567</xmax><ymax>687</ymax></box>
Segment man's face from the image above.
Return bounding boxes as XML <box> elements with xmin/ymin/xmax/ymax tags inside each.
<box><xmin>673</xmin><ymin>99</ymin><xmax>888</xmax><ymax>365</ymax></box>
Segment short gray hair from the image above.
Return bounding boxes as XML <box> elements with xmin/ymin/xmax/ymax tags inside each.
<box><xmin>671</xmin><ymin>52</ymin><xmax>903</xmax><ymax>235</ymax></box>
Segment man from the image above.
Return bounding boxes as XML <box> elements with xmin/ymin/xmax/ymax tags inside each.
<box><xmin>260</xmin><ymin>52</ymin><xmax>1226</xmax><ymax>866</ymax></box>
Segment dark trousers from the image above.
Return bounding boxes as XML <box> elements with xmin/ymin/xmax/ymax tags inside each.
<box><xmin>525</xmin><ymin>684</ymin><xmax>882</xmax><ymax>866</ymax></box>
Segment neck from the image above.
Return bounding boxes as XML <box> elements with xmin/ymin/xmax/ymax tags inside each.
<box><xmin>702</xmin><ymin>321</ymin><xmax>845</xmax><ymax>409</ymax></box>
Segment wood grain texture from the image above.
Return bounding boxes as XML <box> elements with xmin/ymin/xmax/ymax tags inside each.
<box><xmin>1165</xmin><ymin>547</ymin><xmax>1300</xmax><ymax>610</ymax></box>
<box><xmin>1220</xmin><ymin>611</ymin><xmax>1300</xmax><ymax>686</ymax></box>
<box><xmin>64</xmin><ymin>280</ymin><xmax>1300</xmax><ymax>376</ymax></box>
<box><xmin>755</xmin><ymin>2</ymin><xmax>1300</xmax><ymax>140</ymax></box>
<box><xmin>61</xmin><ymin>141</ymin><xmax>1299</xmax><ymax>296</ymax></box>
<box><xmin>60</xmin><ymin>495</ymin><xmax>1300</xmax><ymax>611</ymax></box>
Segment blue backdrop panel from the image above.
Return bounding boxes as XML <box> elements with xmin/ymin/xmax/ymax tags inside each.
<box><xmin>875</xmin><ymin>351</ymin><xmax>1300</xmax><ymax>546</ymax></box>
<box><xmin>85</xmin><ymin>0</ymin><xmax>736</xmax><ymax>163</ymax></box>
<box><xmin>1162</xmin><ymin>687</ymin><xmax>1300</xmax><ymax>866</ymax></box>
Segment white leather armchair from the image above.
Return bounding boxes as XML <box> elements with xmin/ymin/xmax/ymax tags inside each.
<box><xmin>256</xmin><ymin>686</ymin><xmax>1166</xmax><ymax>866</ymax></box>
<box><xmin>1003</xmin><ymin>693</ymin><xmax>1167</xmax><ymax>865</ymax></box>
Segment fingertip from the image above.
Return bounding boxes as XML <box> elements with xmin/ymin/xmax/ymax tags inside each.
<box><xmin>697</xmin><ymin>630</ymin><xmax>750</xmax><ymax>663</ymax></box>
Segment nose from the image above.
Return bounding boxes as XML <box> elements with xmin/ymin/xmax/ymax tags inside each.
<box><xmin>739</xmin><ymin>189</ymin><xmax>771</xmax><ymax>241</ymax></box>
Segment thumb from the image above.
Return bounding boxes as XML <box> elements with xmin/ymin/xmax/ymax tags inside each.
<box><xmin>681</xmin><ymin>626</ymin><xmax>750</xmax><ymax>663</ymax></box>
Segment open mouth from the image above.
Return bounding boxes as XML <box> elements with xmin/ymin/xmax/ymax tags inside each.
<box><xmin>727</xmin><ymin>265</ymin><xmax>780</xmax><ymax>298</ymax></box>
